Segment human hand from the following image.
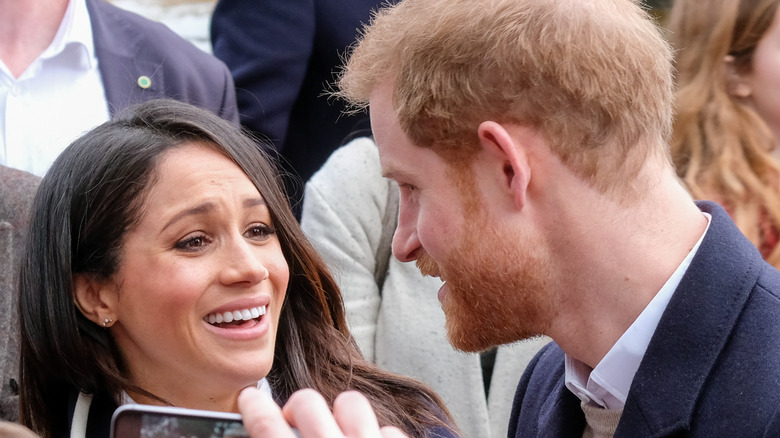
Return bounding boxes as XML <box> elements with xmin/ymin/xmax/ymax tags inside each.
<box><xmin>238</xmin><ymin>386</ymin><xmax>409</xmax><ymax>438</ymax></box>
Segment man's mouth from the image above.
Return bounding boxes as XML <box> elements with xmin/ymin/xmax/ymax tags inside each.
<box><xmin>416</xmin><ymin>253</ymin><xmax>442</xmax><ymax>278</ymax></box>
<box><xmin>204</xmin><ymin>306</ymin><xmax>266</xmax><ymax>327</ymax></box>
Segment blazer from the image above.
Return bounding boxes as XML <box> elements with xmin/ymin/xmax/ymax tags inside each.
<box><xmin>508</xmin><ymin>201</ymin><xmax>780</xmax><ymax>437</ymax></box>
<box><xmin>211</xmin><ymin>0</ymin><xmax>390</xmax><ymax>212</ymax></box>
<box><xmin>301</xmin><ymin>138</ymin><xmax>549</xmax><ymax>438</ymax></box>
<box><xmin>0</xmin><ymin>167</ymin><xmax>41</xmax><ymax>422</ymax></box>
<box><xmin>88</xmin><ymin>0</ymin><xmax>238</xmax><ymax>123</ymax></box>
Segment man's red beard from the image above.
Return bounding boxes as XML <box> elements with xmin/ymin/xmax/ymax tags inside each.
<box><xmin>415</xmin><ymin>223</ymin><xmax>553</xmax><ymax>353</ymax></box>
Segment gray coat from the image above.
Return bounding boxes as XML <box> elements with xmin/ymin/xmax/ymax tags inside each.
<box><xmin>0</xmin><ymin>166</ymin><xmax>40</xmax><ymax>421</ymax></box>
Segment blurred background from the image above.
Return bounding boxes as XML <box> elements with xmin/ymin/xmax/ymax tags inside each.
<box><xmin>110</xmin><ymin>0</ymin><xmax>217</xmax><ymax>53</ymax></box>
<box><xmin>110</xmin><ymin>0</ymin><xmax>674</xmax><ymax>55</ymax></box>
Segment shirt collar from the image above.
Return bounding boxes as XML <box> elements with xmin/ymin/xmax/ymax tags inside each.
<box><xmin>564</xmin><ymin>212</ymin><xmax>712</xmax><ymax>409</ymax></box>
<box><xmin>39</xmin><ymin>0</ymin><xmax>96</xmax><ymax>69</ymax></box>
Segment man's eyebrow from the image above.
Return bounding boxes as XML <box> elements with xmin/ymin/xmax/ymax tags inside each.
<box><xmin>381</xmin><ymin>164</ymin><xmax>411</xmax><ymax>181</ymax></box>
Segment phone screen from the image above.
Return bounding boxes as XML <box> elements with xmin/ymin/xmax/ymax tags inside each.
<box><xmin>111</xmin><ymin>405</ymin><xmax>249</xmax><ymax>438</ymax></box>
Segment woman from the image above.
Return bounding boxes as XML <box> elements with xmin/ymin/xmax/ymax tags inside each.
<box><xmin>18</xmin><ymin>99</ymin><xmax>456</xmax><ymax>438</ymax></box>
<box><xmin>667</xmin><ymin>0</ymin><xmax>780</xmax><ymax>266</ymax></box>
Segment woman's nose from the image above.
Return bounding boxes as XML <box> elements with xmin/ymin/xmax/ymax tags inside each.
<box><xmin>219</xmin><ymin>238</ymin><xmax>269</xmax><ymax>286</ymax></box>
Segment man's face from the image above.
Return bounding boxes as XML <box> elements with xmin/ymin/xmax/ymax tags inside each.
<box><xmin>370</xmin><ymin>85</ymin><xmax>553</xmax><ymax>352</ymax></box>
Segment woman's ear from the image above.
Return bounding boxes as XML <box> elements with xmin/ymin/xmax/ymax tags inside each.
<box><xmin>73</xmin><ymin>273</ymin><xmax>118</xmax><ymax>328</ymax></box>
<box><xmin>478</xmin><ymin>121</ymin><xmax>531</xmax><ymax>209</ymax></box>
<box><xmin>724</xmin><ymin>55</ymin><xmax>753</xmax><ymax>98</ymax></box>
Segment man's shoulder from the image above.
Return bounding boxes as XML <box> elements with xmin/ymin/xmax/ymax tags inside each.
<box><xmin>512</xmin><ymin>342</ymin><xmax>564</xmax><ymax>405</ymax></box>
<box><xmin>0</xmin><ymin>167</ymin><xmax>40</xmax><ymax>217</ymax></box>
<box><xmin>508</xmin><ymin>341</ymin><xmax>586</xmax><ymax>437</ymax></box>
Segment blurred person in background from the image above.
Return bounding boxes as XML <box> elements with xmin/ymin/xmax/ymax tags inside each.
<box><xmin>0</xmin><ymin>0</ymin><xmax>238</xmax><ymax>177</ymax></box>
<box><xmin>0</xmin><ymin>166</ymin><xmax>39</xmax><ymax>422</ymax></box>
<box><xmin>211</xmin><ymin>0</ymin><xmax>393</xmax><ymax>216</ymax></box>
<box><xmin>667</xmin><ymin>0</ymin><xmax>780</xmax><ymax>267</ymax></box>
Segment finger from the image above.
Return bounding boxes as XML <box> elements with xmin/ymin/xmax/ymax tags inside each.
<box><xmin>332</xmin><ymin>391</ymin><xmax>383</xmax><ymax>438</ymax></box>
<box><xmin>380</xmin><ymin>426</ymin><xmax>411</xmax><ymax>438</ymax></box>
<box><xmin>282</xmin><ymin>388</ymin><xmax>345</xmax><ymax>438</ymax></box>
<box><xmin>238</xmin><ymin>386</ymin><xmax>298</xmax><ymax>438</ymax></box>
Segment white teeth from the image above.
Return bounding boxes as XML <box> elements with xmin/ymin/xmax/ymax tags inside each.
<box><xmin>205</xmin><ymin>306</ymin><xmax>267</xmax><ymax>325</ymax></box>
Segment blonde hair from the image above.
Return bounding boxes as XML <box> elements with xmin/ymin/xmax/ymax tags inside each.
<box><xmin>667</xmin><ymin>0</ymin><xmax>780</xmax><ymax>266</ymax></box>
<box><xmin>338</xmin><ymin>0</ymin><xmax>675</xmax><ymax>196</ymax></box>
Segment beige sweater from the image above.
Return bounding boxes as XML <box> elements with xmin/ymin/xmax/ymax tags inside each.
<box><xmin>581</xmin><ymin>402</ymin><xmax>623</xmax><ymax>438</ymax></box>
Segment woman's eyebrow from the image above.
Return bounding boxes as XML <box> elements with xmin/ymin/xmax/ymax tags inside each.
<box><xmin>162</xmin><ymin>202</ymin><xmax>215</xmax><ymax>232</ymax></box>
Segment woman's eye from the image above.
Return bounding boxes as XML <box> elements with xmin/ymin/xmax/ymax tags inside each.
<box><xmin>245</xmin><ymin>224</ymin><xmax>276</xmax><ymax>240</ymax></box>
<box><xmin>174</xmin><ymin>235</ymin><xmax>210</xmax><ymax>251</ymax></box>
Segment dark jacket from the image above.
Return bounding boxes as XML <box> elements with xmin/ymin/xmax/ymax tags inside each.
<box><xmin>211</xmin><ymin>0</ymin><xmax>390</xmax><ymax>212</ymax></box>
<box><xmin>88</xmin><ymin>0</ymin><xmax>239</xmax><ymax>123</ymax></box>
<box><xmin>509</xmin><ymin>201</ymin><xmax>780</xmax><ymax>437</ymax></box>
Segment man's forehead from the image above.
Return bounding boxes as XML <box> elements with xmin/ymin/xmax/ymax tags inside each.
<box><xmin>377</xmin><ymin>143</ymin><xmax>406</xmax><ymax>181</ymax></box>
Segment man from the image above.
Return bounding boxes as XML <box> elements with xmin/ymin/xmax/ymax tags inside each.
<box><xmin>239</xmin><ymin>0</ymin><xmax>780</xmax><ymax>436</ymax></box>
<box><xmin>0</xmin><ymin>0</ymin><xmax>238</xmax><ymax>176</ymax></box>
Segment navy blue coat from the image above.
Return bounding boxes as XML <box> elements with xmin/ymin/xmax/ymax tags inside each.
<box><xmin>509</xmin><ymin>201</ymin><xmax>780</xmax><ymax>437</ymax></box>
<box><xmin>88</xmin><ymin>0</ymin><xmax>239</xmax><ymax>123</ymax></box>
<box><xmin>211</xmin><ymin>0</ymin><xmax>391</xmax><ymax>212</ymax></box>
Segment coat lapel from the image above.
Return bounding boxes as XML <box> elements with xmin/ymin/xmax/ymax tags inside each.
<box><xmin>537</xmin><ymin>381</ymin><xmax>587</xmax><ymax>438</ymax></box>
<box><xmin>616</xmin><ymin>201</ymin><xmax>761</xmax><ymax>437</ymax></box>
<box><xmin>86</xmin><ymin>0</ymin><xmax>166</xmax><ymax>116</ymax></box>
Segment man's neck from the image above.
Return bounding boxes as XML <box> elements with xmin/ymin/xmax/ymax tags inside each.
<box><xmin>542</xmin><ymin>165</ymin><xmax>708</xmax><ymax>368</ymax></box>
<box><xmin>0</xmin><ymin>0</ymin><xmax>70</xmax><ymax>77</ymax></box>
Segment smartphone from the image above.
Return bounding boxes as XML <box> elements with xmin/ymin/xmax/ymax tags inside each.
<box><xmin>111</xmin><ymin>404</ymin><xmax>249</xmax><ymax>438</ymax></box>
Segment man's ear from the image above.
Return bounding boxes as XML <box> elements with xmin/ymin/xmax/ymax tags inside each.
<box><xmin>477</xmin><ymin>121</ymin><xmax>531</xmax><ymax>209</ymax></box>
<box><xmin>724</xmin><ymin>55</ymin><xmax>753</xmax><ymax>98</ymax></box>
<box><xmin>73</xmin><ymin>273</ymin><xmax>118</xmax><ymax>328</ymax></box>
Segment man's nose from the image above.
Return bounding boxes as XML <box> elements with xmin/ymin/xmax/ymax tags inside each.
<box><xmin>392</xmin><ymin>203</ymin><xmax>421</xmax><ymax>263</ymax></box>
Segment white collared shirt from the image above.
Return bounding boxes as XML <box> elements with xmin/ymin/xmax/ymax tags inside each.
<box><xmin>564</xmin><ymin>212</ymin><xmax>712</xmax><ymax>409</ymax></box>
<box><xmin>0</xmin><ymin>0</ymin><xmax>110</xmax><ymax>177</ymax></box>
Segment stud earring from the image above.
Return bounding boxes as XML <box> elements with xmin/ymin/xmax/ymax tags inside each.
<box><xmin>102</xmin><ymin>318</ymin><xmax>112</xmax><ymax>327</ymax></box>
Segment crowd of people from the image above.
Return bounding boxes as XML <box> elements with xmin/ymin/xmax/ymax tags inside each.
<box><xmin>1</xmin><ymin>0</ymin><xmax>780</xmax><ymax>437</ymax></box>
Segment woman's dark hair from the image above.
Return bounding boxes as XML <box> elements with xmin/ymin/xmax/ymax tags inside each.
<box><xmin>18</xmin><ymin>99</ymin><xmax>454</xmax><ymax>437</ymax></box>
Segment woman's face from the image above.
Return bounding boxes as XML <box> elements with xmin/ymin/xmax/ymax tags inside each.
<box><xmin>107</xmin><ymin>142</ymin><xmax>289</xmax><ymax>411</ymax></box>
<box><xmin>744</xmin><ymin>5</ymin><xmax>780</xmax><ymax>142</ymax></box>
